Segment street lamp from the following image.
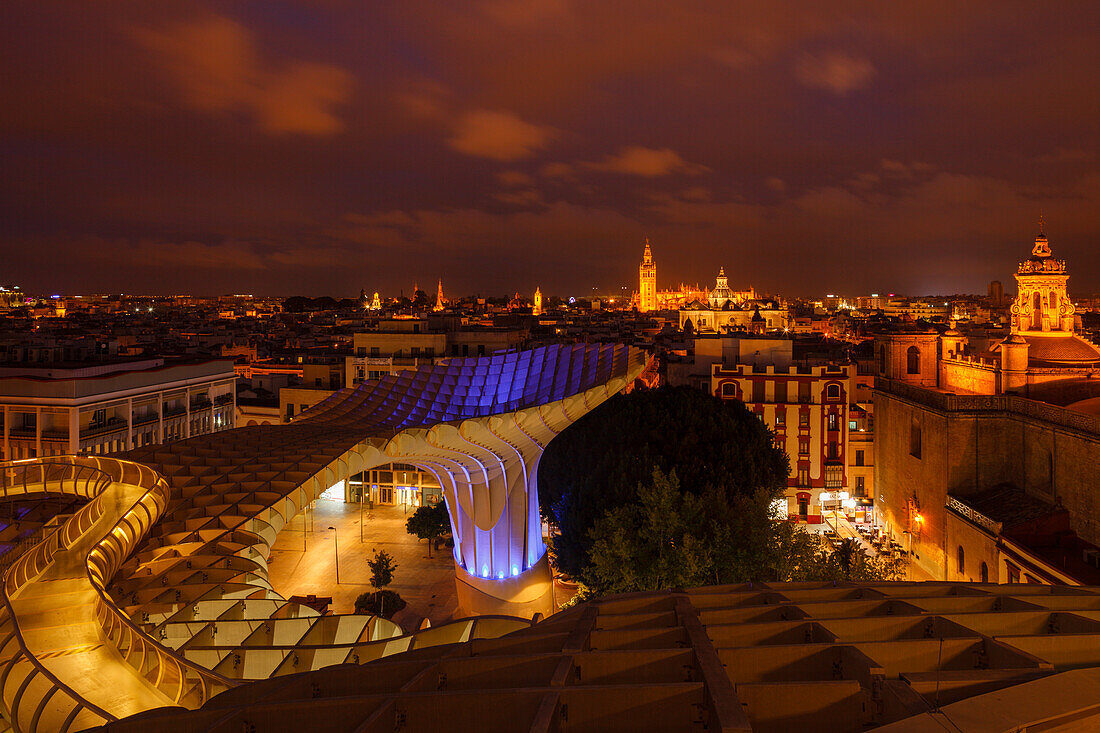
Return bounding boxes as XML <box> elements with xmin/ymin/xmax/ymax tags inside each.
<box><xmin>328</xmin><ymin>526</ymin><xmax>340</xmax><ymax>584</ymax></box>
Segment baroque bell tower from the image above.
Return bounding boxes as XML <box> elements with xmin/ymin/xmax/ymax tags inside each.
<box><xmin>1010</xmin><ymin>219</ymin><xmax>1074</xmax><ymax>335</ymax></box>
<box><xmin>638</xmin><ymin>238</ymin><xmax>657</xmax><ymax>312</ymax></box>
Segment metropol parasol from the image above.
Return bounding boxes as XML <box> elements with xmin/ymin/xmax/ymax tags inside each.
<box><xmin>0</xmin><ymin>343</ymin><xmax>649</xmax><ymax>730</ymax></box>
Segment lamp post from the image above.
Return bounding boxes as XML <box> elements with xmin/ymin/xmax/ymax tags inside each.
<box><xmin>328</xmin><ymin>526</ymin><xmax>340</xmax><ymax>584</ymax></box>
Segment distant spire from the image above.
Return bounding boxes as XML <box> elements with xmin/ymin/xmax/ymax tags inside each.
<box><xmin>1038</xmin><ymin>213</ymin><xmax>1045</xmax><ymax>236</ymax></box>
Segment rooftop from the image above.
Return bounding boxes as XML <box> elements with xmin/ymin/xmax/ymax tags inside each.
<box><xmin>100</xmin><ymin>581</ymin><xmax>1100</xmax><ymax>732</ymax></box>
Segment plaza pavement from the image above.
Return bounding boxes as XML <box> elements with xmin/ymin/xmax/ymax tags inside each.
<box><xmin>265</xmin><ymin>498</ymin><xmax>459</xmax><ymax>630</ymax></box>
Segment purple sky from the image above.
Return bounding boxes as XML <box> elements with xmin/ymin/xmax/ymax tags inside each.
<box><xmin>2</xmin><ymin>1</ymin><xmax>1098</xmax><ymax>297</ymax></box>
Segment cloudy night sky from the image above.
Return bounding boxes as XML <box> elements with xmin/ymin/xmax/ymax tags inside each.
<box><xmin>2</xmin><ymin>1</ymin><xmax>1098</xmax><ymax>298</ymax></box>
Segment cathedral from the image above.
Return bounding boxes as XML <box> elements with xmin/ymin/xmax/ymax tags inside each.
<box><xmin>880</xmin><ymin>224</ymin><xmax>1100</xmax><ymax>400</ymax></box>
<box><xmin>874</xmin><ymin>224</ymin><xmax>1100</xmax><ymax>587</ymax></box>
<box><xmin>630</xmin><ymin>240</ymin><xmax>709</xmax><ymax>312</ymax></box>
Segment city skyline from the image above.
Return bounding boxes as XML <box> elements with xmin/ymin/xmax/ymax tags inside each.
<box><xmin>2</xmin><ymin>2</ymin><xmax>1098</xmax><ymax>296</ymax></box>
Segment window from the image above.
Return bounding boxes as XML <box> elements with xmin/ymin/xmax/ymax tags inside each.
<box><xmin>799</xmin><ymin>439</ymin><xmax>810</xmax><ymax>455</ymax></box>
<box><xmin>370</xmin><ymin>347</ymin><xmax>380</xmax><ymax>358</ymax></box>
<box><xmin>799</xmin><ymin>412</ymin><xmax>809</xmax><ymax>427</ymax></box>
<box><xmin>797</xmin><ymin>468</ymin><xmax>810</xmax><ymax>486</ymax></box>
<box><xmin>906</xmin><ymin>346</ymin><xmax>920</xmax><ymax>375</ymax></box>
<box><xmin>855</xmin><ymin>450</ymin><xmax>865</xmax><ymax>467</ymax></box>
<box><xmin>752</xmin><ymin>381</ymin><xmax>766</xmax><ymax>403</ymax></box>
<box><xmin>849</xmin><ymin>420</ymin><xmax>858</xmax><ymax>431</ymax></box>
<box><xmin>774</xmin><ymin>382</ymin><xmax>788</xmax><ymax>403</ymax></box>
<box><xmin>411</xmin><ymin>347</ymin><xmax>420</xmax><ymax>358</ymax></box>
<box><xmin>798</xmin><ymin>382</ymin><xmax>811</xmax><ymax>404</ymax></box>
<box><xmin>315</xmin><ymin>377</ymin><xmax>322</xmax><ymax>387</ymax></box>
<box><xmin>775</xmin><ymin>412</ymin><xmax>785</xmax><ymax>427</ymax></box>
<box><xmin>957</xmin><ymin>545</ymin><xmax>965</xmax><ymax>575</ymax></box>
<box><xmin>285</xmin><ymin>404</ymin><xmax>295</xmax><ymax>420</ymax></box>
<box><xmin>910</xmin><ymin>419</ymin><xmax>922</xmax><ymax>458</ymax></box>
<box><xmin>879</xmin><ymin>345</ymin><xmax>886</xmax><ymax>374</ymax></box>
<box><xmin>855</xmin><ymin>476</ymin><xmax>866</xmax><ymax>497</ymax></box>
<box><xmin>824</xmin><ymin>465</ymin><xmax>842</xmax><ymax>489</ymax></box>
<box><xmin>721</xmin><ymin>382</ymin><xmax>737</xmax><ymax>397</ymax></box>
<box><xmin>826</xmin><ymin>384</ymin><xmax>840</xmax><ymax>399</ymax></box>
<box><xmin>828</xmin><ymin>413</ymin><xmax>839</xmax><ymax>431</ymax></box>
<box><xmin>980</xmin><ymin>562</ymin><xmax>989</xmax><ymax>583</ymax></box>
<box><xmin>773</xmin><ymin>437</ymin><xmax>784</xmax><ymax>451</ymax></box>
<box><xmin>827</xmin><ymin>442</ymin><xmax>839</xmax><ymax>460</ymax></box>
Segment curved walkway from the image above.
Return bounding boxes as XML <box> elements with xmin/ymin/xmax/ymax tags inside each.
<box><xmin>6</xmin><ymin>474</ymin><xmax>175</xmax><ymax>726</ymax></box>
<box><xmin>0</xmin><ymin>345</ymin><xmax>646</xmax><ymax>731</ymax></box>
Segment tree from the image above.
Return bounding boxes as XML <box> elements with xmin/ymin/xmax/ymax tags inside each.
<box><xmin>539</xmin><ymin>385</ymin><xmax>789</xmax><ymax>579</ymax></box>
<box><xmin>406</xmin><ymin>502</ymin><xmax>449</xmax><ymax>558</ymax></box>
<box><xmin>365</xmin><ymin>550</ymin><xmax>398</xmax><ymax>617</ymax></box>
<box><xmin>584</xmin><ymin>469</ymin><xmax>713</xmax><ymax>593</ymax></box>
<box><xmin>412</xmin><ymin>289</ymin><xmax>430</xmax><ymax>308</ymax></box>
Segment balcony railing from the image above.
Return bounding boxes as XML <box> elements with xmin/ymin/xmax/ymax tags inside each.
<box><xmin>946</xmin><ymin>494</ymin><xmax>1003</xmax><ymax>536</ymax></box>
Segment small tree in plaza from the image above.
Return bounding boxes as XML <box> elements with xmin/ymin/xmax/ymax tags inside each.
<box><xmin>369</xmin><ymin>549</ymin><xmax>397</xmax><ymax>592</ymax></box>
<box><xmin>406</xmin><ymin>502</ymin><xmax>449</xmax><ymax>558</ymax></box>
<box><xmin>355</xmin><ymin>550</ymin><xmax>404</xmax><ymax>618</ymax></box>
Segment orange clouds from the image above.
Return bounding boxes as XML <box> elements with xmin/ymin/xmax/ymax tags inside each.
<box><xmin>449</xmin><ymin>109</ymin><xmax>555</xmax><ymax>161</ymax></box>
<box><xmin>587</xmin><ymin>147</ymin><xmax>707</xmax><ymax>177</ymax></box>
<box><xmin>794</xmin><ymin>51</ymin><xmax>875</xmax><ymax>94</ymax></box>
<box><xmin>134</xmin><ymin>15</ymin><xmax>353</xmax><ymax>135</ymax></box>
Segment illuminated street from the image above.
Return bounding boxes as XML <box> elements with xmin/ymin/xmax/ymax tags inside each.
<box><xmin>266</xmin><ymin>498</ymin><xmax>458</xmax><ymax>626</ymax></box>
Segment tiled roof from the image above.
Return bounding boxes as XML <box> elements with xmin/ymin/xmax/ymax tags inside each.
<box><xmin>1023</xmin><ymin>335</ymin><xmax>1100</xmax><ymax>365</ymax></box>
<box><xmin>958</xmin><ymin>483</ymin><xmax>1058</xmax><ymax>528</ymax></box>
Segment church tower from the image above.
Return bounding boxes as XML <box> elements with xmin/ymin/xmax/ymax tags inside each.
<box><xmin>533</xmin><ymin>286</ymin><xmax>543</xmax><ymax>316</ymax></box>
<box><xmin>1010</xmin><ymin>219</ymin><xmax>1074</xmax><ymax>335</ymax></box>
<box><xmin>638</xmin><ymin>239</ymin><xmax>657</xmax><ymax>312</ymax></box>
<box><xmin>434</xmin><ymin>279</ymin><xmax>446</xmax><ymax>311</ymax></box>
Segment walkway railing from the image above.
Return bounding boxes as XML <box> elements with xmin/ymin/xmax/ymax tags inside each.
<box><xmin>0</xmin><ymin>457</ymin><xmax>237</xmax><ymax>727</ymax></box>
<box><xmin>80</xmin><ymin>459</ymin><xmax>237</xmax><ymax>708</ymax></box>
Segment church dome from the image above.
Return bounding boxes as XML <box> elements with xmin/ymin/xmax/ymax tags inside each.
<box><xmin>1023</xmin><ymin>335</ymin><xmax>1100</xmax><ymax>366</ymax></box>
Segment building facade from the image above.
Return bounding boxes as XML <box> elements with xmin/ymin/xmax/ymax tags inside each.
<box><xmin>0</xmin><ymin>357</ymin><xmax>236</xmax><ymax>459</ymax></box>
<box><xmin>713</xmin><ymin>361</ymin><xmax>875</xmax><ymax>524</ymax></box>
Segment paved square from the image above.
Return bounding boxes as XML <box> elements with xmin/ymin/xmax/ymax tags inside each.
<box><xmin>266</xmin><ymin>498</ymin><xmax>459</xmax><ymax>628</ymax></box>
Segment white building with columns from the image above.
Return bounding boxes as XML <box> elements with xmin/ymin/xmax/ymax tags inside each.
<box><xmin>0</xmin><ymin>357</ymin><xmax>236</xmax><ymax>460</ymax></box>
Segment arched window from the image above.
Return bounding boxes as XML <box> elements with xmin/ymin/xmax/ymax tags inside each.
<box><xmin>906</xmin><ymin>346</ymin><xmax>920</xmax><ymax>375</ymax></box>
<box><xmin>826</xmin><ymin>384</ymin><xmax>840</xmax><ymax>399</ymax></box>
<box><xmin>1033</xmin><ymin>291</ymin><xmax>1043</xmax><ymax>325</ymax></box>
<box><xmin>979</xmin><ymin>562</ymin><xmax>989</xmax><ymax>583</ymax></box>
<box><xmin>957</xmin><ymin>546</ymin><xmax>965</xmax><ymax>575</ymax></box>
<box><xmin>721</xmin><ymin>382</ymin><xmax>737</xmax><ymax>397</ymax></box>
<box><xmin>1050</xmin><ymin>291</ymin><xmax>1058</xmax><ymax>314</ymax></box>
<box><xmin>879</xmin><ymin>345</ymin><xmax>886</xmax><ymax>374</ymax></box>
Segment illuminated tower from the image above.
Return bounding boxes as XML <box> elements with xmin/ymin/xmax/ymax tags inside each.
<box><xmin>533</xmin><ymin>286</ymin><xmax>542</xmax><ymax>316</ymax></box>
<box><xmin>434</xmin><ymin>279</ymin><xmax>446</xmax><ymax>311</ymax></box>
<box><xmin>638</xmin><ymin>238</ymin><xmax>657</xmax><ymax>312</ymax></box>
<box><xmin>1010</xmin><ymin>219</ymin><xmax>1074</xmax><ymax>335</ymax></box>
<box><xmin>371</xmin><ymin>291</ymin><xmax>381</xmax><ymax>310</ymax></box>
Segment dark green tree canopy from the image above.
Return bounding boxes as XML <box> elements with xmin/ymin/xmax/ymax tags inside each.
<box><xmin>405</xmin><ymin>502</ymin><xmax>449</xmax><ymax>558</ymax></box>
<box><xmin>539</xmin><ymin>385</ymin><xmax>789</xmax><ymax>578</ymax></box>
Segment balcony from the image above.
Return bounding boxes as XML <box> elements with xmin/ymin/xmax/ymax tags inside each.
<box><xmin>81</xmin><ymin>418</ymin><xmax>127</xmax><ymax>440</ymax></box>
